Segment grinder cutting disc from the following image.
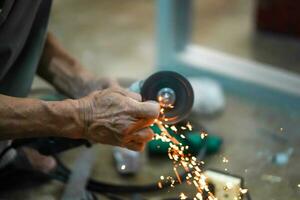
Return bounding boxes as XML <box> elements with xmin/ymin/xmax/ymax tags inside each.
<box><xmin>141</xmin><ymin>71</ymin><xmax>194</xmax><ymax>124</ymax></box>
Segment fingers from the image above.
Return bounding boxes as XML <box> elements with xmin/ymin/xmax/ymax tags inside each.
<box><xmin>125</xmin><ymin>90</ymin><xmax>141</xmax><ymax>102</ymax></box>
<box><xmin>130</xmin><ymin>100</ymin><xmax>160</xmax><ymax>119</ymax></box>
<box><xmin>126</xmin><ymin>142</ymin><xmax>146</xmax><ymax>151</ymax></box>
<box><xmin>131</xmin><ymin>128</ymin><xmax>154</xmax><ymax>142</ymax></box>
<box><xmin>113</xmin><ymin>87</ymin><xmax>142</xmax><ymax>102</ymax></box>
<box><xmin>123</xmin><ymin>128</ymin><xmax>154</xmax><ymax>151</ymax></box>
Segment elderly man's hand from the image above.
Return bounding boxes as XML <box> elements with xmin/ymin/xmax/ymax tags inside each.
<box><xmin>76</xmin><ymin>87</ymin><xmax>160</xmax><ymax>151</ymax></box>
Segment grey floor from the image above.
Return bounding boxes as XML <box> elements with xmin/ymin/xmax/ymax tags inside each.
<box><xmin>3</xmin><ymin>0</ymin><xmax>300</xmax><ymax>199</ymax></box>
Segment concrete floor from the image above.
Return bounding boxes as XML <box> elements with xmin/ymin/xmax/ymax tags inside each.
<box><xmin>2</xmin><ymin>0</ymin><xmax>300</xmax><ymax>199</ymax></box>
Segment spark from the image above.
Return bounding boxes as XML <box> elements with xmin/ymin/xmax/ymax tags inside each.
<box><xmin>196</xmin><ymin>192</ymin><xmax>203</xmax><ymax>200</ymax></box>
<box><xmin>156</xmin><ymin>122</ymin><xmax>179</xmax><ymax>144</ymax></box>
<box><xmin>160</xmin><ymin>175</ymin><xmax>165</xmax><ymax>180</ymax></box>
<box><xmin>174</xmin><ymin>167</ymin><xmax>182</xmax><ymax>183</ymax></box>
<box><xmin>158</xmin><ymin>181</ymin><xmax>163</xmax><ymax>189</ymax></box>
<box><xmin>200</xmin><ymin>132</ymin><xmax>208</xmax><ymax>139</ymax></box>
<box><xmin>170</xmin><ymin>125</ymin><xmax>178</xmax><ymax>132</ymax></box>
<box><xmin>222</xmin><ymin>157</ymin><xmax>229</xmax><ymax>163</ymax></box>
<box><xmin>239</xmin><ymin>188</ymin><xmax>248</xmax><ymax>194</ymax></box>
<box><xmin>167</xmin><ymin>104</ymin><xmax>174</xmax><ymax>108</ymax></box>
<box><xmin>180</xmin><ymin>134</ymin><xmax>186</xmax><ymax>139</ymax></box>
<box><xmin>187</xmin><ymin>122</ymin><xmax>193</xmax><ymax>131</ymax></box>
<box><xmin>179</xmin><ymin>192</ymin><xmax>188</xmax><ymax>199</ymax></box>
<box><xmin>224</xmin><ymin>182</ymin><xmax>233</xmax><ymax>190</ymax></box>
<box><xmin>298</xmin><ymin>184</ymin><xmax>300</xmax><ymax>188</ymax></box>
<box><xmin>181</xmin><ymin>126</ymin><xmax>187</xmax><ymax>130</ymax></box>
<box><xmin>121</xmin><ymin>165</ymin><xmax>126</xmax><ymax>170</ymax></box>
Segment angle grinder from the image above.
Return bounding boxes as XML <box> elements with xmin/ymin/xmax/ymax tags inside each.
<box><xmin>141</xmin><ymin>71</ymin><xmax>194</xmax><ymax>124</ymax></box>
<box><xmin>115</xmin><ymin>71</ymin><xmax>195</xmax><ymax>174</ymax></box>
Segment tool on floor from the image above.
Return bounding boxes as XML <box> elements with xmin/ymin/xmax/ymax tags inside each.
<box><xmin>147</xmin><ymin>124</ymin><xmax>222</xmax><ymax>156</ymax></box>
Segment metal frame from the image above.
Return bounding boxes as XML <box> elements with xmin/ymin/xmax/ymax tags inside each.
<box><xmin>156</xmin><ymin>0</ymin><xmax>300</xmax><ymax>104</ymax></box>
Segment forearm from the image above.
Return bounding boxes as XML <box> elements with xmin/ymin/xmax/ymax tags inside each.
<box><xmin>0</xmin><ymin>95</ymin><xmax>83</xmax><ymax>140</ymax></box>
<box><xmin>37</xmin><ymin>33</ymin><xmax>99</xmax><ymax>98</ymax></box>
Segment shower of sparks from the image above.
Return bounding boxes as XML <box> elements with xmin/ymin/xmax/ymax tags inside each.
<box><xmin>153</xmin><ymin>119</ymin><xmax>217</xmax><ymax>200</ymax></box>
<box><xmin>154</xmin><ymin>109</ymin><xmax>246</xmax><ymax>199</ymax></box>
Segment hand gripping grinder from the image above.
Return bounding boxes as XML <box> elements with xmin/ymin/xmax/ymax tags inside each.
<box><xmin>114</xmin><ymin>71</ymin><xmax>194</xmax><ymax>174</ymax></box>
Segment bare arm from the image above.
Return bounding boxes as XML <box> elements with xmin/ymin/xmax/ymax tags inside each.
<box><xmin>0</xmin><ymin>94</ymin><xmax>82</xmax><ymax>140</ymax></box>
<box><xmin>0</xmin><ymin>87</ymin><xmax>159</xmax><ymax>151</ymax></box>
<box><xmin>37</xmin><ymin>32</ymin><xmax>116</xmax><ymax>99</ymax></box>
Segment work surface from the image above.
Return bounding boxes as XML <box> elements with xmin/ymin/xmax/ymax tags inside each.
<box><xmin>1</xmin><ymin>91</ymin><xmax>299</xmax><ymax>200</ymax></box>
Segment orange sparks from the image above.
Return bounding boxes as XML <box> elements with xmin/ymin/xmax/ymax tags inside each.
<box><xmin>187</xmin><ymin>122</ymin><xmax>193</xmax><ymax>131</ymax></box>
<box><xmin>153</xmin><ymin>119</ymin><xmax>216</xmax><ymax>200</ymax></box>
<box><xmin>174</xmin><ymin>167</ymin><xmax>182</xmax><ymax>184</ymax></box>
<box><xmin>170</xmin><ymin>125</ymin><xmax>178</xmax><ymax>132</ymax></box>
<box><xmin>200</xmin><ymin>132</ymin><xmax>208</xmax><ymax>139</ymax></box>
<box><xmin>179</xmin><ymin>192</ymin><xmax>188</xmax><ymax>199</ymax></box>
<box><xmin>239</xmin><ymin>188</ymin><xmax>248</xmax><ymax>194</ymax></box>
<box><xmin>156</xmin><ymin>122</ymin><xmax>180</xmax><ymax>144</ymax></box>
<box><xmin>158</xmin><ymin>181</ymin><xmax>163</xmax><ymax>189</ymax></box>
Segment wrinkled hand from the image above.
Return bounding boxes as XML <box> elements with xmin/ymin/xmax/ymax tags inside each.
<box><xmin>77</xmin><ymin>87</ymin><xmax>160</xmax><ymax>151</ymax></box>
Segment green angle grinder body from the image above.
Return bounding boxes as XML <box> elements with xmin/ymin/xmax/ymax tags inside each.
<box><xmin>141</xmin><ymin>71</ymin><xmax>194</xmax><ymax>124</ymax></box>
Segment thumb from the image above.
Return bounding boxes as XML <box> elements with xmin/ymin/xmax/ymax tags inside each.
<box><xmin>131</xmin><ymin>100</ymin><xmax>160</xmax><ymax>119</ymax></box>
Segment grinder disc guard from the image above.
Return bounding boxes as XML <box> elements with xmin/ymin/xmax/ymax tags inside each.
<box><xmin>141</xmin><ymin>71</ymin><xmax>194</xmax><ymax>124</ymax></box>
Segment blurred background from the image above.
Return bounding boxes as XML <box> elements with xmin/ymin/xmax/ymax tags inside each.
<box><xmin>41</xmin><ymin>0</ymin><xmax>300</xmax><ymax>83</ymax></box>
<box><xmin>4</xmin><ymin>0</ymin><xmax>299</xmax><ymax>200</ymax></box>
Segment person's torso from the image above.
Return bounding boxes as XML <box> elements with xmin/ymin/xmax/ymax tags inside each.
<box><xmin>0</xmin><ymin>0</ymin><xmax>52</xmax><ymax>97</ymax></box>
